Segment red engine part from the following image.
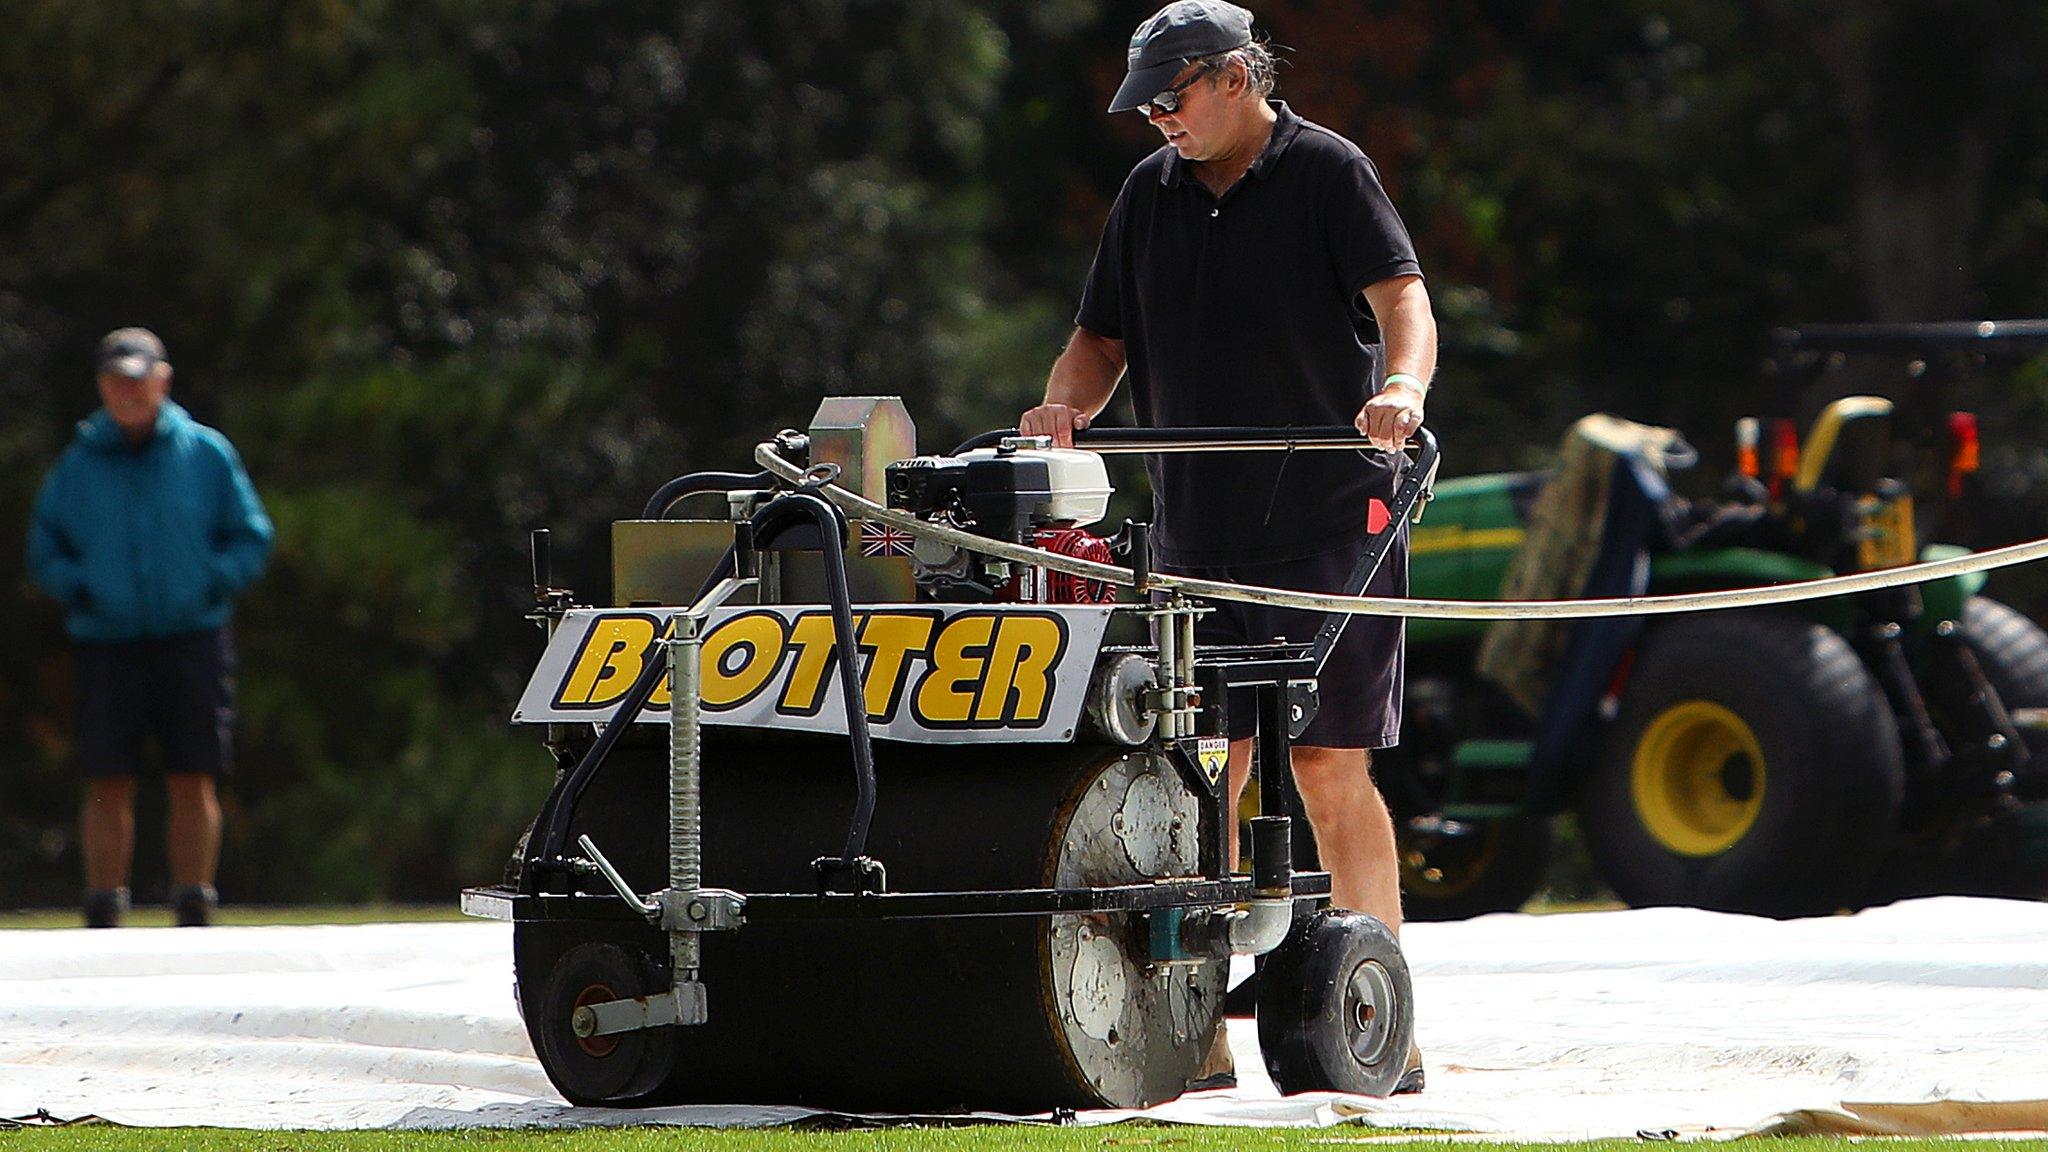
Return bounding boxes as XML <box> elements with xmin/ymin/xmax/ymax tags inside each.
<box><xmin>1007</xmin><ymin>527</ymin><xmax>1117</xmax><ymax>604</ymax></box>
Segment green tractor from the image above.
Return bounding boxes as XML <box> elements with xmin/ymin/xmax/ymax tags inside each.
<box><xmin>1386</xmin><ymin>320</ymin><xmax>2048</xmax><ymax>919</ymax></box>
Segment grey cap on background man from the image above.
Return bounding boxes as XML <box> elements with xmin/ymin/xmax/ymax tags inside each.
<box><xmin>97</xmin><ymin>328</ymin><xmax>167</xmax><ymax>380</ymax></box>
<box><xmin>1107</xmin><ymin>0</ymin><xmax>1255</xmax><ymax>114</ymax></box>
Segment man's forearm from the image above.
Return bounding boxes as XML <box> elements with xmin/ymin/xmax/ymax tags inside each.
<box><xmin>1045</xmin><ymin>329</ymin><xmax>1125</xmax><ymax>416</ymax></box>
<box><xmin>1355</xmin><ymin>276</ymin><xmax>1436</xmax><ymax>447</ymax></box>
<box><xmin>1365</xmin><ymin>276</ymin><xmax>1437</xmax><ymax>388</ymax></box>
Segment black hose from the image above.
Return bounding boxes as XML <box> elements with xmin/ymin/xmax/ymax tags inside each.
<box><xmin>748</xmin><ymin>490</ymin><xmax>879</xmax><ymax>861</ymax></box>
<box><xmin>527</xmin><ymin>541</ymin><xmax>742</xmax><ymax>881</ymax></box>
<box><xmin>641</xmin><ymin>469</ymin><xmax>774</xmax><ymax>520</ymax></box>
<box><xmin>530</xmin><ymin>625</ymin><xmax>675</xmax><ymax>879</ymax></box>
<box><xmin>949</xmin><ymin>428</ymin><xmax>1016</xmax><ymax>455</ymax></box>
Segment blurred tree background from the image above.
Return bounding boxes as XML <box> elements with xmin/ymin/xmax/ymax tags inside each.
<box><xmin>3</xmin><ymin>0</ymin><xmax>2046</xmax><ymax>905</ymax></box>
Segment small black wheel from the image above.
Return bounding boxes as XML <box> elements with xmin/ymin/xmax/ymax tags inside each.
<box><xmin>1579</xmin><ymin>610</ymin><xmax>1904</xmax><ymax>917</ymax></box>
<box><xmin>530</xmin><ymin>939</ymin><xmax>678</xmax><ymax>1106</ymax></box>
<box><xmin>1256</xmin><ymin>909</ymin><xmax>1415</xmax><ymax>1097</ymax></box>
<box><xmin>1398</xmin><ymin>815</ymin><xmax>1552</xmax><ymax>921</ymax></box>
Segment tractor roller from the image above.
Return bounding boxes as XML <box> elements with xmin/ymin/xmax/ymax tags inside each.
<box><xmin>466</xmin><ymin>398</ymin><xmax>1436</xmax><ymax>1112</ymax></box>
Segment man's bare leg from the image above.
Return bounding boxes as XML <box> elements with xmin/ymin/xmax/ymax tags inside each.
<box><xmin>1223</xmin><ymin>737</ymin><xmax>1255</xmax><ymax>867</ymax></box>
<box><xmin>1222</xmin><ymin>739</ymin><xmax>1401</xmax><ymax>933</ymax></box>
<box><xmin>82</xmin><ymin>776</ymin><xmax>137</xmax><ymax>892</ymax></box>
<box><xmin>1293</xmin><ymin>745</ymin><xmax>1423</xmax><ymax>1091</ymax></box>
<box><xmin>1289</xmin><ymin>746</ymin><xmax>1402</xmax><ymax>934</ymax></box>
<box><xmin>1213</xmin><ymin>739</ymin><xmax>1418</xmax><ymax>1090</ymax></box>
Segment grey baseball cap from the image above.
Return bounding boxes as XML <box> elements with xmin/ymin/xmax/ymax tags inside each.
<box><xmin>97</xmin><ymin>327</ymin><xmax>167</xmax><ymax>379</ymax></box>
<box><xmin>1107</xmin><ymin>1</ymin><xmax>1255</xmax><ymax>114</ymax></box>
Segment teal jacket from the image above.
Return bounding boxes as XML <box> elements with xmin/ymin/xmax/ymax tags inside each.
<box><xmin>28</xmin><ymin>400</ymin><xmax>274</xmax><ymax>643</ymax></box>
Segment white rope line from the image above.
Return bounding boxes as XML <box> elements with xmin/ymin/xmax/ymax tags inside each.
<box><xmin>756</xmin><ymin>442</ymin><xmax>2048</xmax><ymax>621</ymax></box>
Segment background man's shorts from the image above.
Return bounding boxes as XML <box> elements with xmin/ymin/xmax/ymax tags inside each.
<box><xmin>1161</xmin><ymin>528</ymin><xmax>1406</xmax><ymax>750</ymax></box>
<box><xmin>76</xmin><ymin>629</ymin><xmax>237</xmax><ymax>780</ymax></box>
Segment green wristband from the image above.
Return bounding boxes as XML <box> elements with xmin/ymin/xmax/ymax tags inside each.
<box><xmin>1383</xmin><ymin>372</ymin><xmax>1427</xmax><ymax>395</ymax></box>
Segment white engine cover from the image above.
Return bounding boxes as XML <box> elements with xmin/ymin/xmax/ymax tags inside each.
<box><xmin>958</xmin><ymin>446</ymin><xmax>1115</xmax><ymax>527</ymax></box>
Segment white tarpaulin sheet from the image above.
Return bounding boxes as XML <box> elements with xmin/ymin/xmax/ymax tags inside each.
<box><xmin>3</xmin><ymin>897</ymin><xmax>2046</xmax><ymax>1138</ymax></box>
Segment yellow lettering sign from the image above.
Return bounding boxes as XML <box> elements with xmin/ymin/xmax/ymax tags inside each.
<box><xmin>913</xmin><ymin>614</ymin><xmax>996</xmax><ymax>725</ymax></box>
<box><xmin>975</xmin><ymin>614</ymin><xmax>1066</xmax><ymax>723</ymax></box>
<box><xmin>699</xmin><ymin>612</ymin><xmax>789</xmax><ymax>709</ymax></box>
<box><xmin>551</xmin><ymin>608</ymin><xmax>1075</xmax><ymax>731</ymax></box>
<box><xmin>857</xmin><ymin>612</ymin><xmax>938</xmax><ymax>721</ymax></box>
<box><xmin>554</xmin><ymin>615</ymin><xmax>659</xmax><ymax>707</ymax></box>
<box><xmin>778</xmin><ymin>612</ymin><xmax>842</xmax><ymax>715</ymax></box>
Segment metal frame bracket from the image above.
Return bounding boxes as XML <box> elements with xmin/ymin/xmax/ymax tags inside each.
<box><xmin>659</xmin><ymin>887</ymin><xmax>748</xmax><ymax>932</ymax></box>
<box><xmin>573</xmin><ymin>982</ymin><xmax>709</xmax><ymax>1038</ymax></box>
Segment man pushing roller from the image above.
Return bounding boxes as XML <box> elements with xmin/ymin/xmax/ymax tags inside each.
<box><xmin>1020</xmin><ymin>0</ymin><xmax>1435</xmax><ymax>1093</ymax></box>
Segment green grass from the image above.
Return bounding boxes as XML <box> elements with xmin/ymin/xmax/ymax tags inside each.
<box><xmin>0</xmin><ymin>903</ymin><xmax>472</xmax><ymax>930</ymax></box>
<box><xmin>2</xmin><ymin>1131</ymin><xmax>2046</xmax><ymax>1151</ymax></box>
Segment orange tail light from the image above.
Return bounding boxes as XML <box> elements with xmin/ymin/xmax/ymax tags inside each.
<box><xmin>1948</xmin><ymin>411</ymin><xmax>1979</xmax><ymax>497</ymax></box>
<box><xmin>1770</xmin><ymin>418</ymin><xmax>1800</xmax><ymax>499</ymax></box>
<box><xmin>1735</xmin><ymin>417</ymin><xmax>1760</xmax><ymax>480</ymax></box>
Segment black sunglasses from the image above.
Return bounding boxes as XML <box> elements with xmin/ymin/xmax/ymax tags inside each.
<box><xmin>1139</xmin><ymin>61</ymin><xmax>1212</xmax><ymax>116</ymax></box>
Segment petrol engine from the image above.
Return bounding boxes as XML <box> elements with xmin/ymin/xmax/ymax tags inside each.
<box><xmin>884</xmin><ymin>443</ymin><xmax>1118</xmax><ymax>603</ymax></box>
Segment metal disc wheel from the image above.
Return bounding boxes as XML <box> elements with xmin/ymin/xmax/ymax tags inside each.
<box><xmin>1255</xmin><ymin>909</ymin><xmax>1415</xmax><ymax>1097</ymax></box>
<box><xmin>530</xmin><ymin>940</ymin><xmax>678</xmax><ymax>1106</ymax></box>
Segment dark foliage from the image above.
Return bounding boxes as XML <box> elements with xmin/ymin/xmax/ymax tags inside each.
<box><xmin>3</xmin><ymin>1</ymin><xmax>2046</xmax><ymax>904</ymax></box>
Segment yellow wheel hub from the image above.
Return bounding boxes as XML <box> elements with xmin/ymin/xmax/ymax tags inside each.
<box><xmin>1631</xmin><ymin>700</ymin><xmax>1766</xmax><ymax>857</ymax></box>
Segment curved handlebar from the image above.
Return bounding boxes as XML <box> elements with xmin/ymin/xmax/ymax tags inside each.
<box><xmin>950</xmin><ymin>424</ymin><xmax>1437</xmax><ymax>468</ymax></box>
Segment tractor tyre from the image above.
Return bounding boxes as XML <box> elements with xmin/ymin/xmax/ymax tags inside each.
<box><xmin>1579</xmin><ymin>610</ymin><xmax>1904</xmax><ymax>917</ymax></box>
<box><xmin>1961</xmin><ymin>596</ymin><xmax>2048</xmax><ymax>801</ymax></box>
<box><xmin>1934</xmin><ymin>596</ymin><xmax>2048</xmax><ymax>897</ymax></box>
<box><xmin>1382</xmin><ymin>675</ymin><xmax>1552</xmax><ymax>920</ymax></box>
<box><xmin>1397</xmin><ymin>815</ymin><xmax>1552</xmax><ymax>921</ymax></box>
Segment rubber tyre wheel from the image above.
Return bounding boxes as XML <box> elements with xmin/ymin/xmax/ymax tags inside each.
<box><xmin>529</xmin><ymin>939</ymin><xmax>679</xmax><ymax>1106</ymax></box>
<box><xmin>1937</xmin><ymin>596</ymin><xmax>2048</xmax><ymax>896</ymax></box>
<box><xmin>1961</xmin><ymin>596</ymin><xmax>2048</xmax><ymax>799</ymax></box>
<box><xmin>1256</xmin><ymin>909</ymin><xmax>1415</xmax><ymax>1097</ymax></box>
<box><xmin>1398</xmin><ymin>816</ymin><xmax>1552</xmax><ymax>922</ymax></box>
<box><xmin>1381</xmin><ymin>675</ymin><xmax>1553</xmax><ymax>921</ymax></box>
<box><xmin>1579</xmin><ymin>610</ymin><xmax>1904</xmax><ymax>917</ymax></box>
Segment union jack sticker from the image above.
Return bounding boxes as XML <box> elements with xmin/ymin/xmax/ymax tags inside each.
<box><xmin>857</xmin><ymin>520</ymin><xmax>916</xmax><ymax>559</ymax></box>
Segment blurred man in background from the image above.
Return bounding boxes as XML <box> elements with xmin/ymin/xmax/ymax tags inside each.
<box><xmin>28</xmin><ymin>328</ymin><xmax>274</xmax><ymax>927</ymax></box>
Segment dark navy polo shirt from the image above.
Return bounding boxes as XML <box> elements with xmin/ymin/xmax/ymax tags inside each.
<box><xmin>1076</xmin><ymin>101</ymin><xmax>1423</xmax><ymax>566</ymax></box>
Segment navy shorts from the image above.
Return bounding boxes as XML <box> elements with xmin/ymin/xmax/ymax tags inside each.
<box><xmin>1162</xmin><ymin>527</ymin><xmax>1407</xmax><ymax>750</ymax></box>
<box><xmin>75</xmin><ymin>629</ymin><xmax>237</xmax><ymax>780</ymax></box>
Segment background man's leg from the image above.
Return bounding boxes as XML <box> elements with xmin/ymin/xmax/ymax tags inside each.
<box><xmin>165</xmin><ymin>772</ymin><xmax>222</xmax><ymax>889</ymax></box>
<box><xmin>1290</xmin><ymin>745</ymin><xmax>1403</xmax><ymax>934</ymax></box>
<box><xmin>81</xmin><ymin>776</ymin><xmax>137</xmax><ymax>892</ymax></box>
<box><xmin>81</xmin><ymin>775</ymin><xmax>137</xmax><ymax>926</ymax></box>
<box><xmin>165</xmin><ymin>772</ymin><xmax>222</xmax><ymax>926</ymax></box>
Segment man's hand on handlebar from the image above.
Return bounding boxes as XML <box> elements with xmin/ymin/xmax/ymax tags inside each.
<box><xmin>1356</xmin><ymin>378</ymin><xmax>1426</xmax><ymax>452</ymax></box>
<box><xmin>1019</xmin><ymin>403</ymin><xmax>1091</xmax><ymax>449</ymax></box>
